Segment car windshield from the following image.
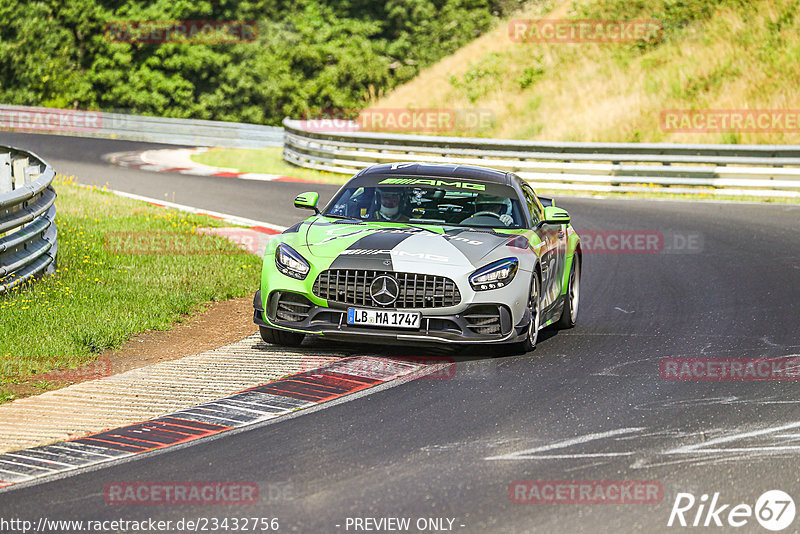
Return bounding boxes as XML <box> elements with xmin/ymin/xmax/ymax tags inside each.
<box><xmin>323</xmin><ymin>177</ymin><xmax>526</xmax><ymax>228</ymax></box>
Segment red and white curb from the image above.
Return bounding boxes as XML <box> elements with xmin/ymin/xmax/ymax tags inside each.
<box><xmin>0</xmin><ymin>356</ymin><xmax>448</xmax><ymax>490</ymax></box>
<box><xmin>103</xmin><ymin>148</ymin><xmax>323</xmax><ymax>184</ymax></box>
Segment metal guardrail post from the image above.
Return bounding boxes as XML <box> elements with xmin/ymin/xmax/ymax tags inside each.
<box><xmin>0</xmin><ymin>146</ymin><xmax>57</xmax><ymax>294</ymax></box>
<box><xmin>0</xmin><ymin>153</ymin><xmax>11</xmax><ymax>194</ymax></box>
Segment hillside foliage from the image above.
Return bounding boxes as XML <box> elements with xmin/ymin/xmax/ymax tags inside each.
<box><xmin>0</xmin><ymin>0</ymin><xmax>524</xmax><ymax>124</ymax></box>
<box><xmin>371</xmin><ymin>0</ymin><xmax>800</xmax><ymax>143</ymax></box>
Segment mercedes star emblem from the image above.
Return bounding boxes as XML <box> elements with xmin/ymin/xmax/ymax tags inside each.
<box><xmin>370</xmin><ymin>275</ymin><xmax>399</xmax><ymax>306</ymax></box>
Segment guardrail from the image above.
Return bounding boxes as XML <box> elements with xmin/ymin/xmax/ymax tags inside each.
<box><xmin>0</xmin><ymin>104</ymin><xmax>282</xmax><ymax>149</ymax></box>
<box><xmin>0</xmin><ymin>146</ymin><xmax>57</xmax><ymax>294</ymax></box>
<box><xmin>283</xmin><ymin>119</ymin><xmax>800</xmax><ymax>197</ymax></box>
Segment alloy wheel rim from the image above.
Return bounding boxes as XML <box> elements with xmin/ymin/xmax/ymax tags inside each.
<box><xmin>570</xmin><ymin>265</ymin><xmax>580</xmax><ymax>323</ymax></box>
<box><xmin>529</xmin><ymin>278</ymin><xmax>540</xmax><ymax>345</ymax></box>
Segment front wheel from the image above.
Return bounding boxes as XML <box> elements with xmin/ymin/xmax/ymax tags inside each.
<box><xmin>259</xmin><ymin>326</ymin><xmax>305</xmax><ymax>347</ymax></box>
<box><xmin>511</xmin><ymin>273</ymin><xmax>541</xmax><ymax>354</ymax></box>
<box><xmin>556</xmin><ymin>256</ymin><xmax>580</xmax><ymax>329</ymax></box>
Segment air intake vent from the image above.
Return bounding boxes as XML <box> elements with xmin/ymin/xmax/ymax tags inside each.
<box><xmin>273</xmin><ymin>292</ymin><xmax>312</xmax><ymax>323</ymax></box>
<box><xmin>464</xmin><ymin>305</ymin><xmax>502</xmax><ymax>335</ymax></box>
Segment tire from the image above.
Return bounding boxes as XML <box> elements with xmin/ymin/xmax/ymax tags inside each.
<box><xmin>259</xmin><ymin>325</ymin><xmax>305</xmax><ymax>347</ymax></box>
<box><xmin>556</xmin><ymin>256</ymin><xmax>580</xmax><ymax>329</ymax></box>
<box><xmin>510</xmin><ymin>272</ymin><xmax>541</xmax><ymax>354</ymax></box>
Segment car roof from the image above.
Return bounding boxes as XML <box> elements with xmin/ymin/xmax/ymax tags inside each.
<box><xmin>355</xmin><ymin>162</ymin><xmax>512</xmax><ymax>185</ymax></box>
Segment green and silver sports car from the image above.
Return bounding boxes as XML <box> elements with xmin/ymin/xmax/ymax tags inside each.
<box><xmin>253</xmin><ymin>162</ymin><xmax>581</xmax><ymax>353</ymax></box>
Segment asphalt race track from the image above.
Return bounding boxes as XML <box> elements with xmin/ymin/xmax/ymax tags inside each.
<box><xmin>0</xmin><ymin>132</ymin><xmax>338</xmax><ymax>227</ymax></box>
<box><xmin>2</xmin><ymin>132</ymin><xmax>800</xmax><ymax>533</ymax></box>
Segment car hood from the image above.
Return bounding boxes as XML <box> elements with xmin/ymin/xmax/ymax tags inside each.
<box><xmin>299</xmin><ymin>217</ymin><xmax>529</xmax><ymax>273</ymax></box>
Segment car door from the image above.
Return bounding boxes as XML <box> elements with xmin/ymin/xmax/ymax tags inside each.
<box><xmin>522</xmin><ymin>184</ymin><xmax>566</xmax><ymax>312</ymax></box>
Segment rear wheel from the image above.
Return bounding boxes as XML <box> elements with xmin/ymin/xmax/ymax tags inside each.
<box><xmin>511</xmin><ymin>273</ymin><xmax>541</xmax><ymax>354</ymax></box>
<box><xmin>259</xmin><ymin>326</ymin><xmax>305</xmax><ymax>347</ymax></box>
<box><xmin>556</xmin><ymin>256</ymin><xmax>580</xmax><ymax>329</ymax></box>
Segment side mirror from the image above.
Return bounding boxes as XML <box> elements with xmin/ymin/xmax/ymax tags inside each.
<box><xmin>540</xmin><ymin>206</ymin><xmax>570</xmax><ymax>226</ymax></box>
<box><xmin>294</xmin><ymin>192</ymin><xmax>320</xmax><ymax>214</ymax></box>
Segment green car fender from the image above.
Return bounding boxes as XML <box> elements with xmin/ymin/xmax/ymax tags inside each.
<box><xmin>559</xmin><ymin>225</ymin><xmax>581</xmax><ymax>296</ymax></box>
<box><xmin>259</xmin><ymin>230</ymin><xmax>331</xmax><ymax>312</ymax></box>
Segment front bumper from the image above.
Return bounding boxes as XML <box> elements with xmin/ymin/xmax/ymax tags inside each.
<box><xmin>253</xmin><ymin>290</ymin><xmax>529</xmax><ymax>346</ymax></box>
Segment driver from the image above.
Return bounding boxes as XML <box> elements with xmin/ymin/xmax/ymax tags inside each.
<box><xmin>475</xmin><ymin>195</ymin><xmax>514</xmax><ymax>226</ymax></box>
<box><xmin>375</xmin><ymin>188</ymin><xmax>405</xmax><ymax>221</ymax></box>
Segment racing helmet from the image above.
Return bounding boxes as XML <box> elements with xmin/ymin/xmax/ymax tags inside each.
<box><xmin>476</xmin><ymin>194</ymin><xmax>512</xmax><ymax>215</ymax></box>
<box><xmin>376</xmin><ymin>188</ymin><xmax>403</xmax><ymax>219</ymax></box>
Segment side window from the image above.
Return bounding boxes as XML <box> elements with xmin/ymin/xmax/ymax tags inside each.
<box><xmin>522</xmin><ymin>185</ymin><xmax>543</xmax><ymax>226</ymax></box>
<box><xmin>330</xmin><ymin>187</ymin><xmax>367</xmax><ymax>217</ymax></box>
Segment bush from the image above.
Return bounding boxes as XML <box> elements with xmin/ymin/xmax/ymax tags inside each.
<box><xmin>0</xmin><ymin>0</ymin><xmax>524</xmax><ymax>125</ymax></box>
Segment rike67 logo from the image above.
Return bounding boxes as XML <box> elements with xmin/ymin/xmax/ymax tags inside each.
<box><xmin>668</xmin><ymin>490</ymin><xmax>796</xmax><ymax>531</ymax></box>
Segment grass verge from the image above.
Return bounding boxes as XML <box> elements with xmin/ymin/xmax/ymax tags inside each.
<box><xmin>191</xmin><ymin>146</ymin><xmax>351</xmax><ymax>185</ymax></box>
<box><xmin>0</xmin><ymin>175</ymin><xmax>261</xmax><ymax>402</ymax></box>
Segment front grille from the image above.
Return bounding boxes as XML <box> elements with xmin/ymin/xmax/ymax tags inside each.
<box><xmin>464</xmin><ymin>305</ymin><xmax>502</xmax><ymax>335</ymax></box>
<box><xmin>313</xmin><ymin>270</ymin><xmax>461</xmax><ymax>308</ymax></box>
<box><xmin>273</xmin><ymin>292</ymin><xmax>312</xmax><ymax>322</ymax></box>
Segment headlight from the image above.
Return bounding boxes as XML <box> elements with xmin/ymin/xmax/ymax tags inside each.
<box><xmin>275</xmin><ymin>244</ymin><xmax>310</xmax><ymax>280</ymax></box>
<box><xmin>469</xmin><ymin>258</ymin><xmax>518</xmax><ymax>291</ymax></box>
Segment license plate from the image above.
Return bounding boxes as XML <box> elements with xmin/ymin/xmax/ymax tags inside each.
<box><xmin>347</xmin><ymin>308</ymin><xmax>421</xmax><ymax>329</ymax></box>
